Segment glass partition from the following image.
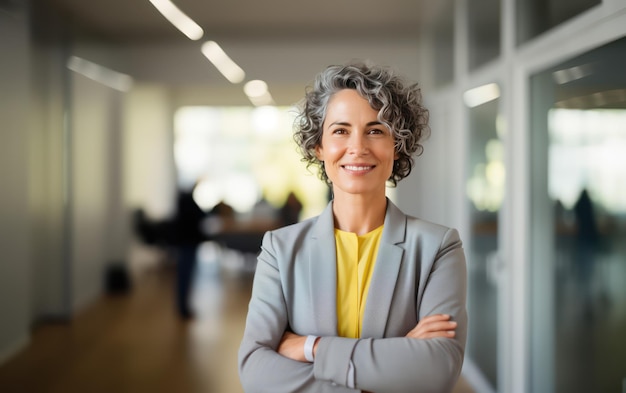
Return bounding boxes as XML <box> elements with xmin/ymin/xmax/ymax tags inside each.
<box><xmin>529</xmin><ymin>37</ymin><xmax>626</xmax><ymax>393</ymax></box>
<box><xmin>464</xmin><ymin>83</ymin><xmax>503</xmax><ymax>390</ymax></box>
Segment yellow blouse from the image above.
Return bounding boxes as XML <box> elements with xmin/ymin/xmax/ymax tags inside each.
<box><xmin>335</xmin><ymin>225</ymin><xmax>383</xmax><ymax>338</ymax></box>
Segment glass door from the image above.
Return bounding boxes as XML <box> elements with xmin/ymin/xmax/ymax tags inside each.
<box><xmin>529</xmin><ymin>37</ymin><xmax>626</xmax><ymax>393</ymax></box>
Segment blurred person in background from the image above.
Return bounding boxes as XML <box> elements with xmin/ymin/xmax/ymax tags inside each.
<box><xmin>573</xmin><ymin>188</ymin><xmax>600</xmax><ymax>316</ymax></box>
<box><xmin>279</xmin><ymin>191</ymin><xmax>303</xmax><ymax>226</ymax></box>
<box><xmin>239</xmin><ymin>62</ymin><xmax>467</xmax><ymax>392</ymax></box>
<box><xmin>173</xmin><ymin>182</ymin><xmax>207</xmax><ymax>319</ymax></box>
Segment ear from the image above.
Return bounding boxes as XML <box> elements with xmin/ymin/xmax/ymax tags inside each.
<box><xmin>315</xmin><ymin>144</ymin><xmax>324</xmax><ymax>161</ymax></box>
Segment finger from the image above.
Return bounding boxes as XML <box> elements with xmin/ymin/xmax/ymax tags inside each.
<box><xmin>407</xmin><ymin>325</ymin><xmax>457</xmax><ymax>339</ymax></box>
<box><xmin>411</xmin><ymin>315</ymin><xmax>450</xmax><ymax>330</ymax></box>
<box><xmin>410</xmin><ymin>319</ymin><xmax>457</xmax><ymax>334</ymax></box>
<box><xmin>419</xmin><ymin>330</ymin><xmax>456</xmax><ymax>339</ymax></box>
<box><xmin>406</xmin><ymin>321</ymin><xmax>457</xmax><ymax>338</ymax></box>
<box><xmin>421</xmin><ymin>320</ymin><xmax>457</xmax><ymax>332</ymax></box>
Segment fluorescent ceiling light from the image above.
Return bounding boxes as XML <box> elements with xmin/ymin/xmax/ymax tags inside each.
<box><xmin>201</xmin><ymin>41</ymin><xmax>246</xmax><ymax>84</ymax></box>
<box><xmin>463</xmin><ymin>83</ymin><xmax>500</xmax><ymax>108</ymax></box>
<box><xmin>244</xmin><ymin>80</ymin><xmax>275</xmax><ymax>106</ymax></box>
<box><xmin>67</xmin><ymin>56</ymin><xmax>133</xmax><ymax>92</ymax></box>
<box><xmin>149</xmin><ymin>0</ymin><xmax>204</xmax><ymax>40</ymax></box>
<box><xmin>244</xmin><ymin>80</ymin><xmax>268</xmax><ymax>98</ymax></box>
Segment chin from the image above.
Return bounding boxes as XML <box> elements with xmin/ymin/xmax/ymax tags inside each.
<box><xmin>336</xmin><ymin>184</ymin><xmax>384</xmax><ymax>197</ymax></box>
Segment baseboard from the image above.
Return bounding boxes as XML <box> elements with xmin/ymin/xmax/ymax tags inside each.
<box><xmin>0</xmin><ymin>334</ymin><xmax>30</xmax><ymax>366</ymax></box>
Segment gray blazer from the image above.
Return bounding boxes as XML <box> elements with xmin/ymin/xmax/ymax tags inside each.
<box><xmin>238</xmin><ymin>200</ymin><xmax>467</xmax><ymax>393</ymax></box>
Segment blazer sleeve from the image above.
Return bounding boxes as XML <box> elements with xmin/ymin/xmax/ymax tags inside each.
<box><xmin>238</xmin><ymin>231</ymin><xmax>358</xmax><ymax>393</ymax></box>
<box><xmin>313</xmin><ymin>227</ymin><xmax>468</xmax><ymax>393</ymax></box>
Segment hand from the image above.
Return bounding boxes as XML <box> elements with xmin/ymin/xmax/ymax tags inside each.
<box><xmin>278</xmin><ymin>331</ymin><xmax>308</xmax><ymax>362</ymax></box>
<box><xmin>405</xmin><ymin>314</ymin><xmax>457</xmax><ymax>339</ymax></box>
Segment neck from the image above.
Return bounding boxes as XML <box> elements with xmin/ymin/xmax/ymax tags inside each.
<box><xmin>331</xmin><ymin>193</ymin><xmax>387</xmax><ymax>235</ymax></box>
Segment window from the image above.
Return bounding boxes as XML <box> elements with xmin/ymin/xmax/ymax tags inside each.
<box><xmin>174</xmin><ymin>106</ymin><xmax>329</xmax><ymax>220</ymax></box>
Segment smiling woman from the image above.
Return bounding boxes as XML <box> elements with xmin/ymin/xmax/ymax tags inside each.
<box><xmin>238</xmin><ymin>62</ymin><xmax>468</xmax><ymax>393</ymax></box>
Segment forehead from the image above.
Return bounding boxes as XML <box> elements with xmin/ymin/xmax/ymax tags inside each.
<box><xmin>325</xmin><ymin>89</ymin><xmax>377</xmax><ymax>116</ymax></box>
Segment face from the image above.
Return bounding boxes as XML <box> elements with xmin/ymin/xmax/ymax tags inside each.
<box><xmin>315</xmin><ymin>89</ymin><xmax>397</xmax><ymax>198</ymax></box>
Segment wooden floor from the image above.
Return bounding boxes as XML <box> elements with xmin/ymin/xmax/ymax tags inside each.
<box><xmin>0</xmin><ymin>243</ymin><xmax>475</xmax><ymax>393</ymax></box>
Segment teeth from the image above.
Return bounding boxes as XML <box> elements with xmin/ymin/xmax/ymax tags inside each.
<box><xmin>344</xmin><ymin>165</ymin><xmax>371</xmax><ymax>171</ymax></box>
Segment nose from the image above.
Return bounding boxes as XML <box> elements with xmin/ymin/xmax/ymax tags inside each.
<box><xmin>348</xmin><ymin>133</ymin><xmax>368</xmax><ymax>155</ymax></box>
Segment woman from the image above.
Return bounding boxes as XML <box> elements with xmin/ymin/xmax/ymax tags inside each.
<box><xmin>238</xmin><ymin>62</ymin><xmax>467</xmax><ymax>393</ymax></box>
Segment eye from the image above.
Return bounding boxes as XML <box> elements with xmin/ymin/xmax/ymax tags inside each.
<box><xmin>368</xmin><ymin>128</ymin><xmax>385</xmax><ymax>135</ymax></box>
<box><xmin>332</xmin><ymin>128</ymin><xmax>347</xmax><ymax>135</ymax></box>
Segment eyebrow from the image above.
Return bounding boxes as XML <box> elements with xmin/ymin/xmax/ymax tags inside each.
<box><xmin>328</xmin><ymin>120</ymin><xmax>384</xmax><ymax>127</ymax></box>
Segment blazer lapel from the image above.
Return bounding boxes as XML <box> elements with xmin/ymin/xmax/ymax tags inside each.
<box><xmin>361</xmin><ymin>200</ymin><xmax>406</xmax><ymax>338</ymax></box>
<box><xmin>309</xmin><ymin>202</ymin><xmax>339</xmax><ymax>336</ymax></box>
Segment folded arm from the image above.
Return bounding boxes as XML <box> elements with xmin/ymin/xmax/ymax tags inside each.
<box><xmin>238</xmin><ymin>232</ymin><xmax>356</xmax><ymax>393</ymax></box>
<box><xmin>239</xmin><ymin>228</ymin><xmax>467</xmax><ymax>393</ymax></box>
<box><xmin>278</xmin><ymin>313</ymin><xmax>457</xmax><ymax>362</ymax></box>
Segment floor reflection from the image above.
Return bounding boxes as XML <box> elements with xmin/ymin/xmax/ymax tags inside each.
<box><xmin>554</xmin><ymin>236</ymin><xmax>626</xmax><ymax>392</ymax></box>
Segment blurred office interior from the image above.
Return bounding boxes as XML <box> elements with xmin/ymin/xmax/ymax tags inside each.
<box><xmin>1</xmin><ymin>0</ymin><xmax>626</xmax><ymax>392</ymax></box>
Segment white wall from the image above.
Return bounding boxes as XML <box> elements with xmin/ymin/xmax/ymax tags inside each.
<box><xmin>397</xmin><ymin>96</ymin><xmax>461</xmax><ymax>229</ymax></box>
<box><xmin>28</xmin><ymin>27</ymin><xmax>71</xmax><ymax>322</ymax></box>
<box><xmin>123</xmin><ymin>84</ymin><xmax>177</xmax><ymax>220</ymax></box>
<box><xmin>69</xmin><ymin>73</ymin><xmax>122</xmax><ymax>311</ymax></box>
<box><xmin>0</xmin><ymin>2</ymin><xmax>33</xmax><ymax>363</ymax></box>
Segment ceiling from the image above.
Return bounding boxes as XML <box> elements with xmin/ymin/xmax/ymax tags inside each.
<box><xmin>38</xmin><ymin>0</ymin><xmax>626</xmax><ymax>110</ymax></box>
<box><xmin>40</xmin><ymin>0</ymin><xmax>454</xmax><ymax>104</ymax></box>
<box><xmin>45</xmin><ymin>0</ymin><xmax>444</xmax><ymax>43</ymax></box>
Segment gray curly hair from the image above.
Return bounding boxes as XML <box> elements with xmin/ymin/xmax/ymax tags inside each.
<box><xmin>293</xmin><ymin>61</ymin><xmax>430</xmax><ymax>187</ymax></box>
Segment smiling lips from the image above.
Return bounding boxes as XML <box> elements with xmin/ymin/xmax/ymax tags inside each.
<box><xmin>342</xmin><ymin>164</ymin><xmax>375</xmax><ymax>174</ymax></box>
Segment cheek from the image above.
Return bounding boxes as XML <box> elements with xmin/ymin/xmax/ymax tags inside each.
<box><xmin>383</xmin><ymin>144</ymin><xmax>398</xmax><ymax>162</ymax></box>
<box><xmin>319</xmin><ymin>140</ymin><xmax>344</xmax><ymax>159</ymax></box>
